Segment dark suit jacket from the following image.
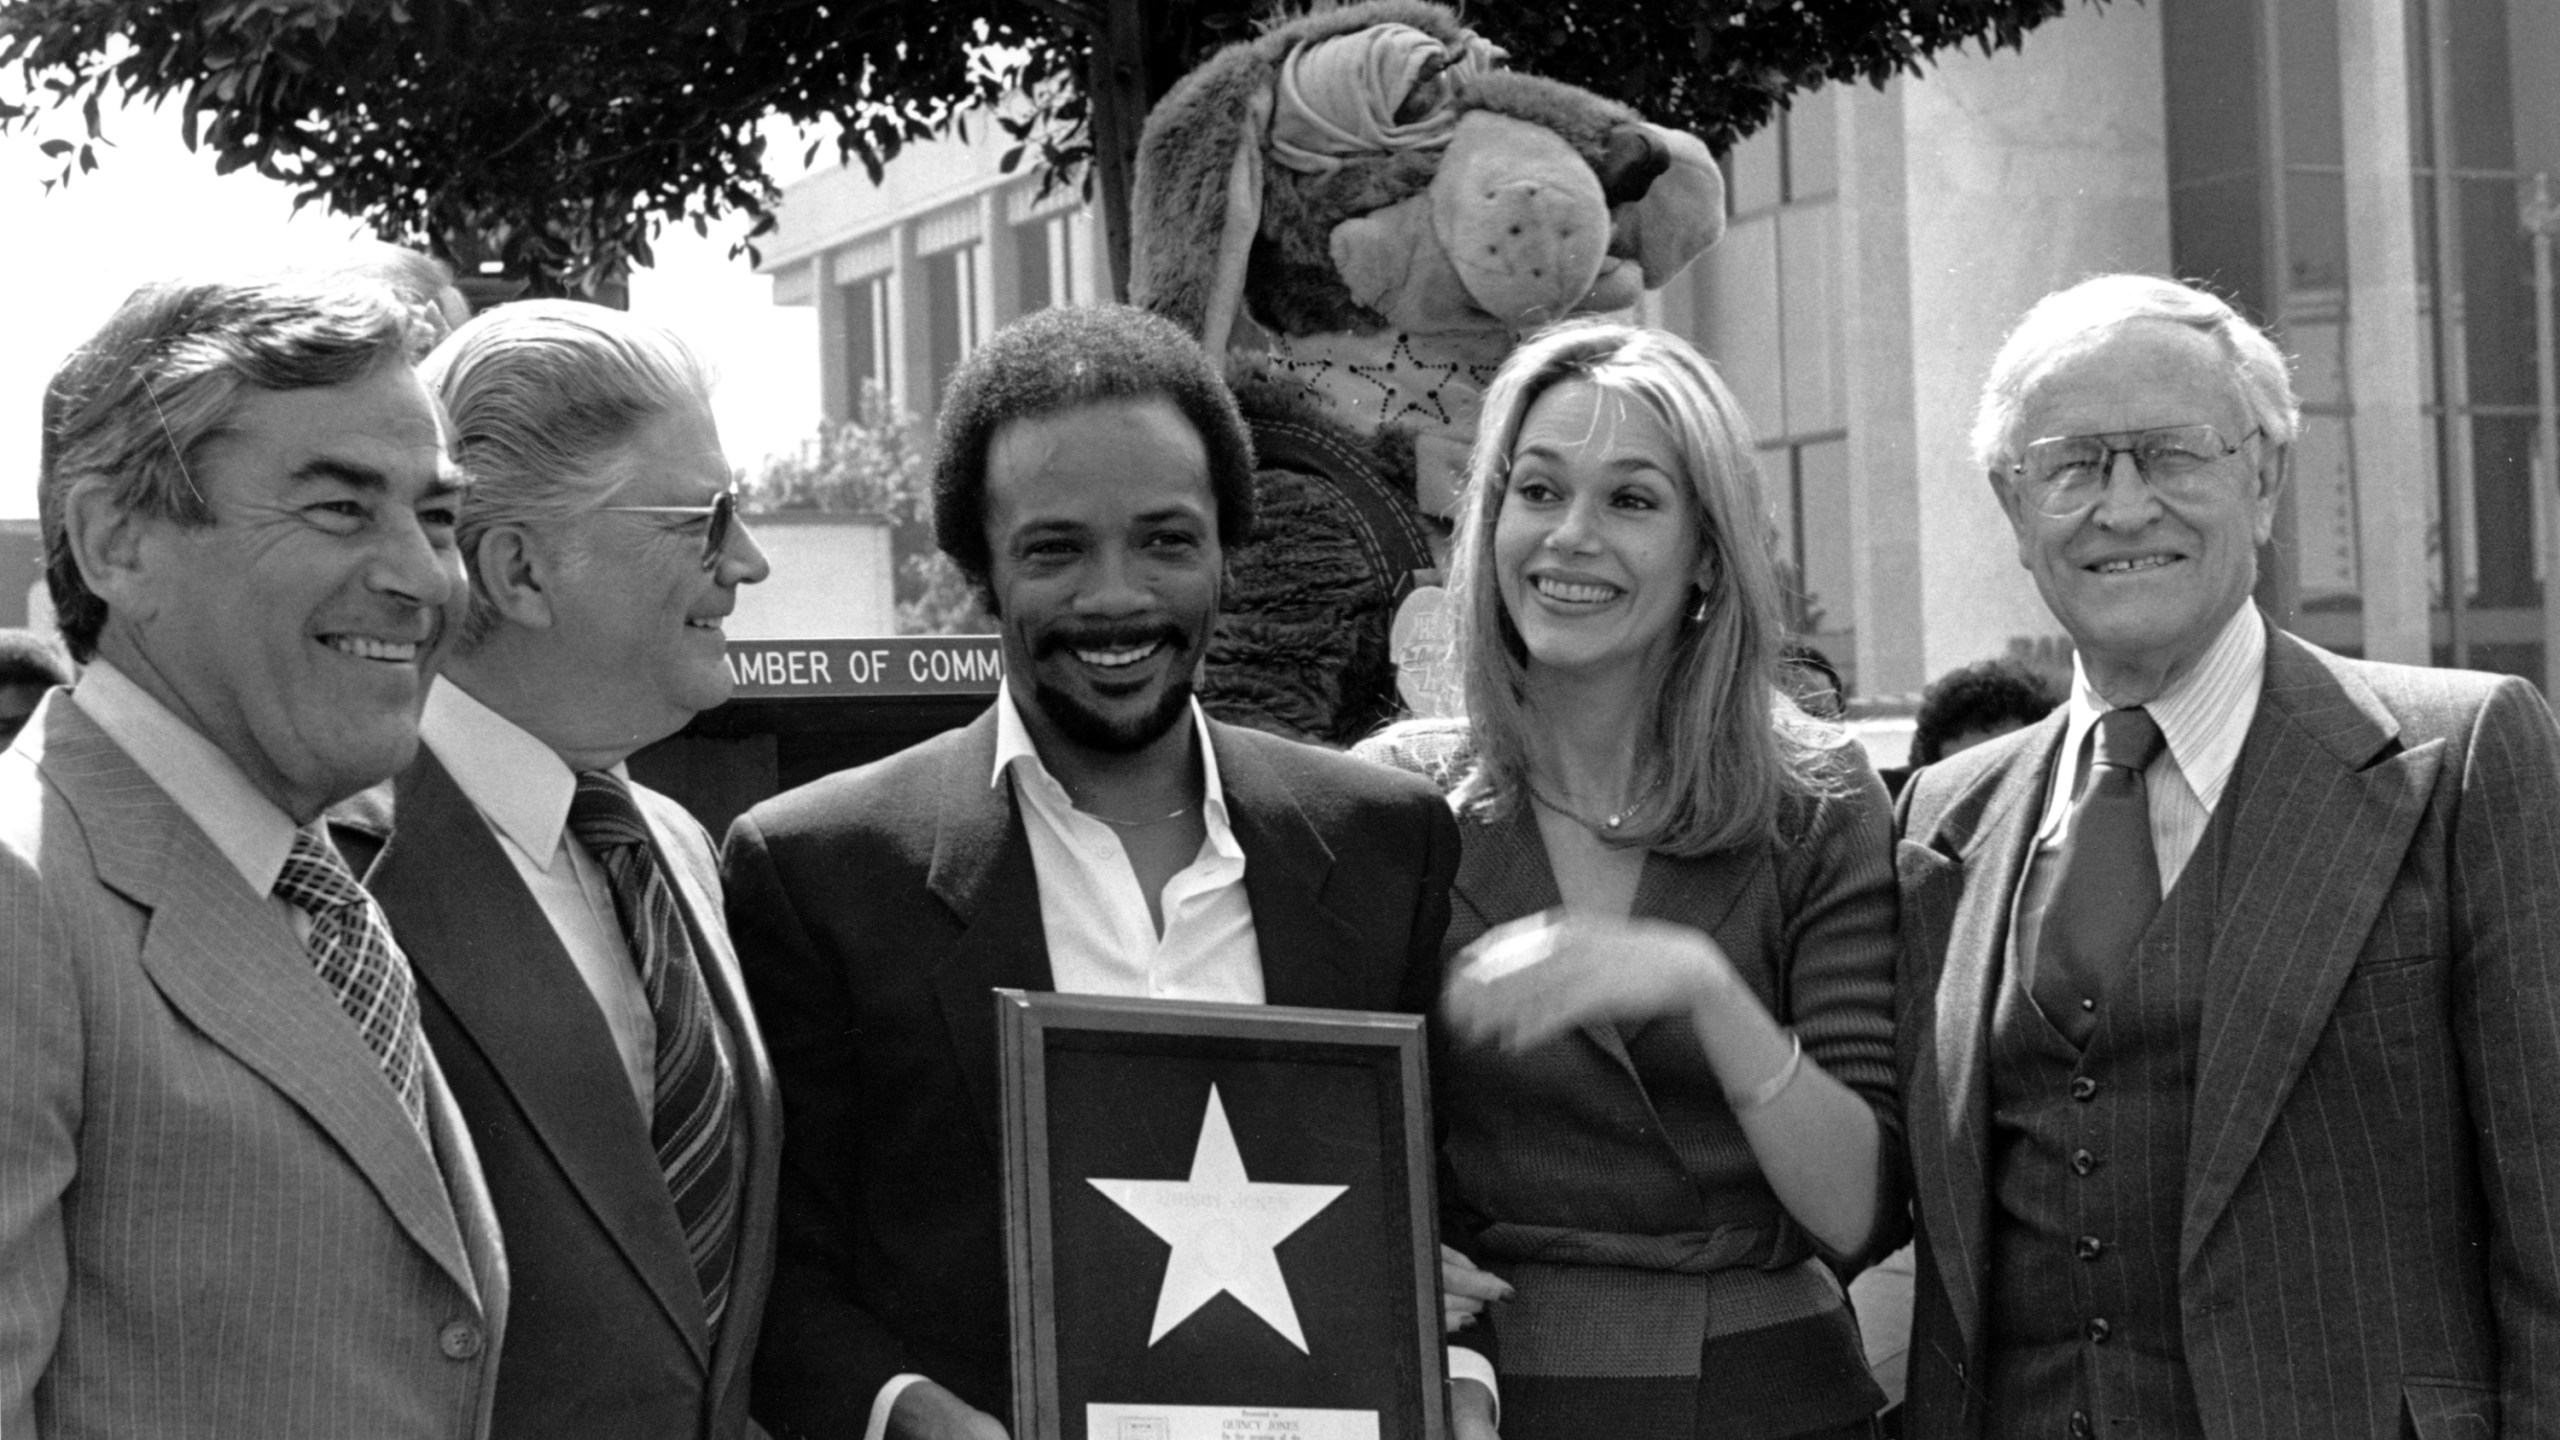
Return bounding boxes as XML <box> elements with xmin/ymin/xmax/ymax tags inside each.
<box><xmin>722</xmin><ymin>705</ymin><xmax>1459</xmax><ymax>1439</ymax></box>
<box><xmin>1895</xmin><ymin>624</ymin><xmax>2560</xmax><ymax>1439</ymax></box>
<box><xmin>356</xmin><ymin>747</ymin><xmax>782</xmax><ymax>1440</ymax></box>
<box><xmin>1</xmin><ymin>693</ymin><xmax>508</xmax><ymax>1438</ymax></box>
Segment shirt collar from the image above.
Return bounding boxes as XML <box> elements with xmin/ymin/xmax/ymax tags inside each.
<box><xmin>422</xmin><ymin>678</ymin><xmax>625</xmax><ymax>870</ymax></box>
<box><xmin>2058</xmin><ymin>602</ymin><xmax>2266</xmax><ymax>813</ymax></box>
<box><xmin>70</xmin><ymin>659</ymin><xmax>301</xmax><ymax>898</ymax></box>
<box><xmin>990</xmin><ymin>681</ymin><xmax>1234</xmax><ymax>833</ymax></box>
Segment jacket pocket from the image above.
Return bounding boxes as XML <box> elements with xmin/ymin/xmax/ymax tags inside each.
<box><xmin>2401</xmin><ymin>1377</ymin><xmax>2496</xmax><ymax>1439</ymax></box>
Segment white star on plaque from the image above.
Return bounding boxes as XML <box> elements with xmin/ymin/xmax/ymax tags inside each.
<box><xmin>1088</xmin><ymin>1084</ymin><xmax>1348</xmax><ymax>1352</ymax></box>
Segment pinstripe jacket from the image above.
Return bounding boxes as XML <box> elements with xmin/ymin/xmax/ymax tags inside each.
<box><xmin>0</xmin><ymin>692</ymin><xmax>509</xmax><ymax>1438</ymax></box>
<box><xmin>1894</xmin><ymin>624</ymin><xmax>2560</xmax><ymax>1439</ymax></box>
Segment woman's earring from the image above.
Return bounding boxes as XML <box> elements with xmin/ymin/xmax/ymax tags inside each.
<box><xmin>1685</xmin><ymin>585</ymin><xmax>1711</xmax><ymax>624</ymax></box>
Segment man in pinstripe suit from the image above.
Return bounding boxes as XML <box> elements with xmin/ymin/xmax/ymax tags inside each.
<box><xmin>1</xmin><ymin>273</ymin><xmax>507</xmax><ymax>1437</ymax></box>
<box><xmin>1895</xmin><ymin>273</ymin><xmax>2560</xmax><ymax>1439</ymax></box>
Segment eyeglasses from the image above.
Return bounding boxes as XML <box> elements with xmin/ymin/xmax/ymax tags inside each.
<box><xmin>2009</xmin><ymin>424</ymin><xmax>2260</xmax><ymax>518</ymax></box>
<box><xmin>595</xmin><ymin>481</ymin><xmax>741</xmax><ymax>571</ymax></box>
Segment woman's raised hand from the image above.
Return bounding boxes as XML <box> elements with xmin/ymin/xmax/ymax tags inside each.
<box><xmin>1444</xmin><ymin>908</ymin><xmax>1734</xmax><ymax>1050</ymax></box>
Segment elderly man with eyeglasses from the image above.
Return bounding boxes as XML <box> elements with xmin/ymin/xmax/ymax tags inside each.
<box><xmin>339</xmin><ymin>300</ymin><xmax>783</xmax><ymax>1440</ymax></box>
<box><xmin>1892</xmin><ymin>273</ymin><xmax>2560</xmax><ymax>1440</ymax></box>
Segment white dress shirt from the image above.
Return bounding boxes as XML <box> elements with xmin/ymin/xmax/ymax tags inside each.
<box><xmin>71</xmin><ymin>660</ymin><xmax>304</xmax><ymax>924</ymax></box>
<box><xmin>2030</xmin><ymin>602</ymin><xmax>2267</xmax><ymax>888</ymax></box>
<box><xmin>992</xmin><ymin>681</ymin><xmax>1263</xmax><ymax>1000</ymax></box>
<box><xmin>421</xmin><ymin>679</ymin><xmax>657</xmax><ymax>1110</ymax></box>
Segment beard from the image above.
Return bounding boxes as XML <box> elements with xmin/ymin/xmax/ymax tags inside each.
<box><xmin>1027</xmin><ymin>619</ymin><xmax>1201</xmax><ymax>755</ymax></box>
<box><xmin>1030</xmin><ymin>667</ymin><xmax>1197</xmax><ymax>755</ymax></box>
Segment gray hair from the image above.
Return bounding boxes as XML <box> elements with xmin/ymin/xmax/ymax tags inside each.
<box><xmin>1970</xmin><ymin>273</ymin><xmax>2300</xmax><ymax>475</ymax></box>
<box><xmin>40</xmin><ymin>275</ymin><xmax>420</xmax><ymax>662</ymax></box>
<box><xmin>421</xmin><ymin>300</ymin><xmax>713</xmax><ymax>648</ymax></box>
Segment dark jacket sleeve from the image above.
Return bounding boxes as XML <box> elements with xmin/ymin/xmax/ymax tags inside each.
<box><xmin>724</xmin><ymin>812</ymin><xmax>913</xmax><ymax>1440</ymax></box>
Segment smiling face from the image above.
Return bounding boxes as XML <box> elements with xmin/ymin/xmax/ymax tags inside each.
<box><xmin>983</xmin><ymin>397</ymin><xmax>1222</xmax><ymax>760</ymax></box>
<box><xmin>1994</xmin><ymin>320</ymin><xmax>2279</xmax><ymax>699</ymax></box>
<box><xmin>1492</xmin><ymin>380</ymin><xmax>1703</xmax><ymax>684</ymax></box>
<box><xmin>547</xmin><ymin>398</ymin><xmax>769</xmax><ymax>752</ymax></box>
<box><xmin>107</xmin><ymin>361</ymin><xmax>463</xmax><ymax>820</ymax></box>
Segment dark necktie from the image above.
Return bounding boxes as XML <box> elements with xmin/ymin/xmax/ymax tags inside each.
<box><xmin>2034</xmin><ymin>707</ymin><xmax>2168</xmax><ymax>1047</ymax></box>
<box><xmin>567</xmin><ymin>770</ymin><xmax>743</xmax><ymax>1333</ymax></box>
<box><xmin>274</xmin><ymin>827</ymin><xmax>430</xmax><ymax>1141</ymax></box>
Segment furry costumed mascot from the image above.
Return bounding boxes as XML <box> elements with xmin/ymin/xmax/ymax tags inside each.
<box><xmin>1131</xmin><ymin>0</ymin><xmax>1725</xmax><ymax>743</ymax></box>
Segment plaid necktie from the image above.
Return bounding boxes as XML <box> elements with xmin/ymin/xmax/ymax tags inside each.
<box><xmin>2034</xmin><ymin>706</ymin><xmax>2169</xmax><ymax>1047</ymax></box>
<box><xmin>567</xmin><ymin>770</ymin><xmax>743</xmax><ymax>1333</ymax></box>
<box><xmin>273</xmin><ymin>827</ymin><xmax>430</xmax><ymax>1140</ymax></box>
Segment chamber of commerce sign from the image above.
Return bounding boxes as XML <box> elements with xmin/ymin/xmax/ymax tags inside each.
<box><xmin>724</xmin><ymin>637</ymin><xmax>1004</xmax><ymax>699</ymax></box>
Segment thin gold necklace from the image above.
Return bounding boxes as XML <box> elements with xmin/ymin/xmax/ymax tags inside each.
<box><xmin>1074</xmin><ymin>800</ymin><xmax>1192</xmax><ymax>828</ymax></box>
<box><xmin>1526</xmin><ymin>782</ymin><xmax>1652</xmax><ymax>833</ymax></box>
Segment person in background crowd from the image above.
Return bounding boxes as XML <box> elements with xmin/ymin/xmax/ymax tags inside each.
<box><xmin>724</xmin><ymin>304</ymin><xmax>1459</xmax><ymax>1440</ymax></box>
<box><xmin>0</xmin><ymin>629</ymin><xmax>74</xmax><ymax>749</ymax></box>
<box><xmin>1896</xmin><ymin>272</ymin><xmax>2560</xmax><ymax>1439</ymax></box>
<box><xmin>1</xmin><ymin>272</ymin><xmax>504</xmax><ymax>1437</ymax></box>
<box><xmin>1909</xmin><ymin>657</ymin><xmax>2059</xmax><ymax>767</ymax></box>
<box><xmin>1359</xmin><ymin>320</ymin><xmax>1904</xmax><ymax>1440</ymax></box>
<box><xmin>340</xmin><ymin>301</ymin><xmax>782</xmax><ymax>1440</ymax></box>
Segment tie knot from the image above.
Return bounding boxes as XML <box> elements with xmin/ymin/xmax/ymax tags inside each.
<box><xmin>274</xmin><ymin>827</ymin><xmax>368</xmax><ymax>915</ymax></box>
<box><xmin>567</xmin><ymin>769</ymin><xmax>653</xmax><ymax>854</ymax></box>
<box><xmin>2094</xmin><ymin>707</ymin><xmax>2166</xmax><ymax>773</ymax></box>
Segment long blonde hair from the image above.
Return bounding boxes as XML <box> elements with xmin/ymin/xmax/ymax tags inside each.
<box><xmin>1442</xmin><ymin>320</ymin><xmax>1845</xmax><ymax>856</ymax></box>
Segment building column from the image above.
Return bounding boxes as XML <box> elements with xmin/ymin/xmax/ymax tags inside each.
<box><xmin>1890</xmin><ymin>1</ymin><xmax>2173</xmax><ymax>687</ymax></box>
<box><xmin>812</xmin><ymin>257</ymin><xmax>851</xmax><ymax>426</ymax></box>
<box><xmin>980</xmin><ymin>190</ymin><xmax>1019</xmax><ymax>334</ymax></box>
<box><xmin>887</xmin><ymin>221</ymin><xmax>929</xmax><ymax>428</ymax></box>
<box><xmin>2336</xmin><ymin>0</ymin><xmax>2433</xmax><ymax>665</ymax></box>
<box><xmin>1838</xmin><ymin>82</ymin><xmax>1928</xmax><ymax>699</ymax></box>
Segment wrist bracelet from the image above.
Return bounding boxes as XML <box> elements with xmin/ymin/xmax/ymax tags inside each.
<box><xmin>1728</xmin><ymin>1031</ymin><xmax>1803</xmax><ymax>1114</ymax></box>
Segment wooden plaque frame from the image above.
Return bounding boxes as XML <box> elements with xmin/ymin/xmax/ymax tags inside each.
<box><xmin>997</xmin><ymin>989</ymin><xmax>1449</xmax><ymax>1440</ymax></box>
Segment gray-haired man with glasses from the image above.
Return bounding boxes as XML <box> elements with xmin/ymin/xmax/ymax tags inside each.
<box><xmin>340</xmin><ymin>300</ymin><xmax>785</xmax><ymax>1440</ymax></box>
<box><xmin>1893</xmin><ymin>273</ymin><xmax>2560</xmax><ymax>1440</ymax></box>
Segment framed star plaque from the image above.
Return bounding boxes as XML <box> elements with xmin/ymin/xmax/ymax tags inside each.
<box><xmin>996</xmin><ymin>990</ymin><xmax>1449</xmax><ymax>1440</ymax></box>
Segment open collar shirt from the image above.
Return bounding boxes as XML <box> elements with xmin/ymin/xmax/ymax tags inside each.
<box><xmin>989</xmin><ymin>682</ymin><xmax>1263</xmax><ymax>1002</ymax></box>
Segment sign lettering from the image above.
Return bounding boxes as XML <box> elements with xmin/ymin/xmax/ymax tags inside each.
<box><xmin>724</xmin><ymin>637</ymin><xmax>1004</xmax><ymax>699</ymax></box>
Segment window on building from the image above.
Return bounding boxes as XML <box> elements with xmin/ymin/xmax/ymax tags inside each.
<box><xmin>840</xmin><ymin>274</ymin><xmax>888</xmax><ymax>414</ymax></box>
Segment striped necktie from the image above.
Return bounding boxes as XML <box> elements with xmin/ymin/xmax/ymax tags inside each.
<box><xmin>2034</xmin><ymin>706</ymin><xmax>2169</xmax><ymax>1047</ymax></box>
<box><xmin>274</xmin><ymin>827</ymin><xmax>430</xmax><ymax>1140</ymax></box>
<box><xmin>566</xmin><ymin>770</ymin><xmax>743</xmax><ymax>1333</ymax></box>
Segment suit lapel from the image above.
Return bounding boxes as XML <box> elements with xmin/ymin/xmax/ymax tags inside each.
<box><xmin>926</xmin><ymin>709</ymin><xmax>1056</xmax><ymax>1155</ymax></box>
<box><xmin>1903</xmin><ymin>711</ymin><xmax>2063</xmax><ymax>1357</ymax></box>
<box><xmin>2179</xmin><ymin>630</ymin><xmax>2435</xmax><ymax>1271</ymax></box>
<box><xmin>371</xmin><ymin>749</ymin><xmax>710</xmax><ymax>1358</ymax></box>
<box><xmin>1216</xmin><ymin>724</ymin><xmax>1377</xmax><ymax>1010</ymax></box>
<box><xmin>42</xmin><ymin>704</ymin><xmax>481</xmax><ymax>1303</ymax></box>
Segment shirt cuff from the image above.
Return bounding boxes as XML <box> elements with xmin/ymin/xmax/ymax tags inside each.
<box><xmin>866</xmin><ymin>1373</ymin><xmax>929</xmax><ymax>1440</ymax></box>
<box><xmin>1449</xmin><ymin>1346</ymin><xmax>1500</xmax><ymax>1426</ymax></box>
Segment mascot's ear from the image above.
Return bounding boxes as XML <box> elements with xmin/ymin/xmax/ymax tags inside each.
<box><xmin>1200</xmin><ymin>89</ymin><xmax>1272</xmax><ymax>358</ymax></box>
<box><xmin>1132</xmin><ymin>50</ymin><xmax>1276</xmax><ymax>355</ymax></box>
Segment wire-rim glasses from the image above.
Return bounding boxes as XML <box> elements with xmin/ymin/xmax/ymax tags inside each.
<box><xmin>2009</xmin><ymin>423</ymin><xmax>2260</xmax><ymax>518</ymax></box>
<box><xmin>596</xmin><ymin>481</ymin><xmax>740</xmax><ymax>570</ymax></box>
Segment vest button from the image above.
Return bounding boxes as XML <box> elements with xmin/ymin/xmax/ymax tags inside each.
<box><xmin>437</xmin><ymin>1320</ymin><xmax>483</xmax><ymax>1361</ymax></box>
<box><xmin>2069</xmin><ymin>1409</ymin><xmax>2094</xmax><ymax>1440</ymax></box>
<box><xmin>2087</xmin><ymin>1316</ymin><xmax>2113</xmax><ymax>1343</ymax></box>
<box><xmin>2070</xmin><ymin>1148</ymin><xmax>2097</xmax><ymax>1176</ymax></box>
<box><xmin>2076</xmin><ymin>1235</ymin><xmax>2105</xmax><ymax>1261</ymax></box>
<box><xmin>2071</xmin><ymin>1076</ymin><xmax>2100</xmax><ymax>1101</ymax></box>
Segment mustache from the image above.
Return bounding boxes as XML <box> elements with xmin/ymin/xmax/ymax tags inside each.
<box><xmin>1034</xmin><ymin>621</ymin><xmax>1189</xmax><ymax>661</ymax></box>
